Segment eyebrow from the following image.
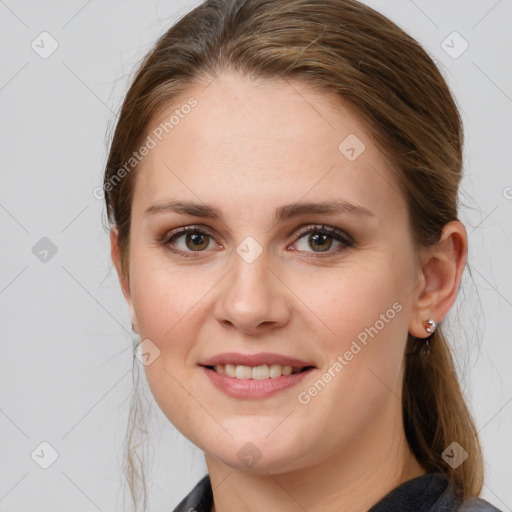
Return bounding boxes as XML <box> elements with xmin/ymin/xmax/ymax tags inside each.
<box><xmin>144</xmin><ymin>199</ymin><xmax>374</xmax><ymax>223</ymax></box>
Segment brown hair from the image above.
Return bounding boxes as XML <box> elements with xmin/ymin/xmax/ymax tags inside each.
<box><xmin>103</xmin><ymin>0</ymin><xmax>483</xmax><ymax>509</ymax></box>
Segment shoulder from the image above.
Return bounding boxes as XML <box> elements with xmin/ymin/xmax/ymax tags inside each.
<box><xmin>457</xmin><ymin>496</ymin><xmax>503</xmax><ymax>511</ymax></box>
<box><xmin>171</xmin><ymin>474</ymin><xmax>213</xmax><ymax>512</ymax></box>
<box><xmin>426</xmin><ymin>474</ymin><xmax>503</xmax><ymax>512</ymax></box>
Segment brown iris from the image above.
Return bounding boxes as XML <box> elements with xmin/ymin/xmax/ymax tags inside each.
<box><xmin>309</xmin><ymin>232</ymin><xmax>332</xmax><ymax>252</ymax></box>
<box><xmin>185</xmin><ymin>232</ymin><xmax>209</xmax><ymax>251</ymax></box>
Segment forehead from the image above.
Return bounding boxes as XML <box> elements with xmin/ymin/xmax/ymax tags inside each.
<box><xmin>131</xmin><ymin>71</ymin><xmax>405</xmax><ymax>223</ymax></box>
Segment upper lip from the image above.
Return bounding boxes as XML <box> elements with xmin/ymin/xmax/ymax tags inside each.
<box><xmin>199</xmin><ymin>352</ymin><xmax>316</xmax><ymax>368</ymax></box>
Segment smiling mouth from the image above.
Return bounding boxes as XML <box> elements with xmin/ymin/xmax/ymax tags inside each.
<box><xmin>202</xmin><ymin>364</ymin><xmax>314</xmax><ymax>379</ymax></box>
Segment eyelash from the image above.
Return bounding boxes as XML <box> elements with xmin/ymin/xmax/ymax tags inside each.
<box><xmin>158</xmin><ymin>224</ymin><xmax>354</xmax><ymax>259</ymax></box>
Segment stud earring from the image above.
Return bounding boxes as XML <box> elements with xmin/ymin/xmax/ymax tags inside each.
<box><xmin>424</xmin><ymin>318</ymin><xmax>437</xmax><ymax>334</ymax></box>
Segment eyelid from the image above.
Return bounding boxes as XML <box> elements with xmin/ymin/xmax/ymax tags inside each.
<box><xmin>287</xmin><ymin>223</ymin><xmax>354</xmax><ymax>247</ymax></box>
<box><xmin>160</xmin><ymin>224</ymin><xmax>222</xmax><ymax>249</ymax></box>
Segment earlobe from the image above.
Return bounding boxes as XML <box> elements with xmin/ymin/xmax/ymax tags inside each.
<box><xmin>408</xmin><ymin>221</ymin><xmax>468</xmax><ymax>338</ymax></box>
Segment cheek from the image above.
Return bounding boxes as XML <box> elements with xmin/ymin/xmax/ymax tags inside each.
<box><xmin>290</xmin><ymin>270</ymin><xmax>408</xmax><ymax>441</ymax></box>
<box><xmin>129</xmin><ymin>257</ymin><xmax>220</xmax><ymax>397</ymax></box>
<box><xmin>288</xmin><ymin>259</ymin><xmax>410</xmax><ymax>413</ymax></box>
<box><xmin>130</xmin><ymin>253</ymin><xmax>211</xmax><ymax>344</ymax></box>
<box><xmin>131</xmin><ymin>263</ymin><xmax>213</xmax><ymax>439</ymax></box>
<box><xmin>293</xmin><ymin>262</ymin><xmax>406</xmax><ymax>350</ymax></box>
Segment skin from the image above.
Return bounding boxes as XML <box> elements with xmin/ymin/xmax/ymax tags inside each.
<box><xmin>111</xmin><ymin>71</ymin><xmax>468</xmax><ymax>512</ymax></box>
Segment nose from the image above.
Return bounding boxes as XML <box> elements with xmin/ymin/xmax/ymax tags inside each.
<box><xmin>214</xmin><ymin>252</ymin><xmax>292</xmax><ymax>335</ymax></box>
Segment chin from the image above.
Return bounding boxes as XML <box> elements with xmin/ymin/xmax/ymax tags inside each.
<box><xmin>202</xmin><ymin>431</ymin><xmax>314</xmax><ymax>475</ymax></box>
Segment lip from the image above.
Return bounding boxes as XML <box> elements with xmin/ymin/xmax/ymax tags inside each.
<box><xmin>198</xmin><ymin>352</ymin><xmax>315</xmax><ymax>368</ymax></box>
<box><xmin>200</xmin><ymin>365</ymin><xmax>315</xmax><ymax>399</ymax></box>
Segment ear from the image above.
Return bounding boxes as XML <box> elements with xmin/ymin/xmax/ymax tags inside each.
<box><xmin>110</xmin><ymin>227</ymin><xmax>138</xmax><ymax>333</ymax></box>
<box><xmin>408</xmin><ymin>220</ymin><xmax>468</xmax><ymax>338</ymax></box>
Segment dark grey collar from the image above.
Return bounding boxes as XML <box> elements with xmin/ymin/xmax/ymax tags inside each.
<box><xmin>172</xmin><ymin>471</ymin><xmax>502</xmax><ymax>511</ymax></box>
<box><xmin>368</xmin><ymin>472</ymin><xmax>454</xmax><ymax>511</ymax></box>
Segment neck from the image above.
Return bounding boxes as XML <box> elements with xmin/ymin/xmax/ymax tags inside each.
<box><xmin>204</xmin><ymin>410</ymin><xmax>426</xmax><ymax>512</ymax></box>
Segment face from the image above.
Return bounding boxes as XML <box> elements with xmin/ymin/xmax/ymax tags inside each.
<box><xmin>116</xmin><ymin>71</ymin><xmax>424</xmax><ymax>474</ymax></box>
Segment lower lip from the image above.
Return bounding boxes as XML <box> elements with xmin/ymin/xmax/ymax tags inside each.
<box><xmin>200</xmin><ymin>366</ymin><xmax>314</xmax><ymax>399</ymax></box>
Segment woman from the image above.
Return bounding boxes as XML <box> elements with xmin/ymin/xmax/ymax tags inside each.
<box><xmin>104</xmin><ymin>0</ymin><xmax>502</xmax><ymax>510</ymax></box>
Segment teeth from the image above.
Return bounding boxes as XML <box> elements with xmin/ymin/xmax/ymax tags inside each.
<box><xmin>212</xmin><ymin>363</ymin><xmax>302</xmax><ymax>379</ymax></box>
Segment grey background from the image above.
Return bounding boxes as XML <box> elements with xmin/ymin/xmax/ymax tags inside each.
<box><xmin>0</xmin><ymin>0</ymin><xmax>511</xmax><ymax>510</ymax></box>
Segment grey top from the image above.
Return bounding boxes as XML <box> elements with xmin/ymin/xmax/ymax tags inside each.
<box><xmin>172</xmin><ymin>472</ymin><xmax>503</xmax><ymax>511</ymax></box>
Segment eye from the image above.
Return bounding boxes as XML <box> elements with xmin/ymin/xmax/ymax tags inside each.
<box><xmin>161</xmin><ymin>226</ymin><xmax>219</xmax><ymax>256</ymax></box>
<box><xmin>290</xmin><ymin>224</ymin><xmax>353</xmax><ymax>256</ymax></box>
